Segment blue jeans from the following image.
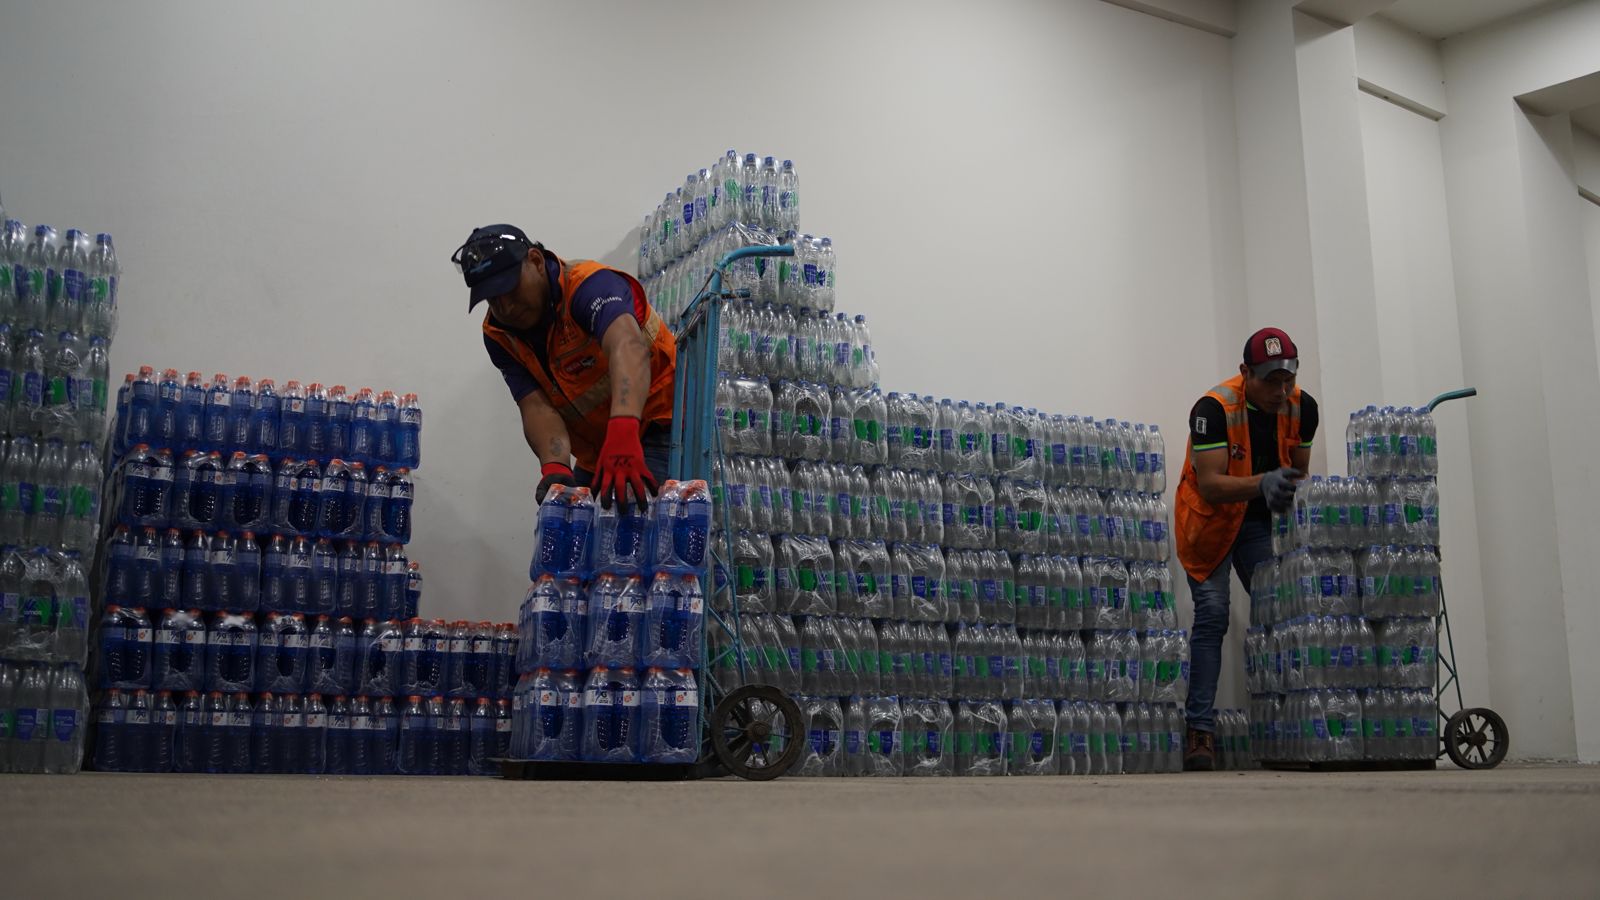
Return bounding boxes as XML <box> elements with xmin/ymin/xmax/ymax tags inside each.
<box><xmin>1184</xmin><ymin>517</ymin><xmax>1273</xmax><ymax>734</ymax></box>
<box><xmin>573</xmin><ymin>423</ymin><xmax>672</xmax><ymax>488</ymax></box>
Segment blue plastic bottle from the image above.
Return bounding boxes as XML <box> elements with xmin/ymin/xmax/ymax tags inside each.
<box><xmin>125</xmin><ymin>366</ymin><xmax>157</xmax><ymax>449</ymax></box>
<box><xmin>325</xmin><ymin>694</ymin><xmax>351</xmax><ymax>775</ymax></box>
<box><xmin>250</xmin><ymin>692</ymin><xmax>277</xmax><ymax>773</ymax></box>
<box><xmin>565</xmin><ymin>486</ymin><xmax>595</xmax><ymax>577</ymax></box>
<box><xmin>582</xmin><ymin>666</ymin><xmax>640</xmax><ymax>762</ymax></box>
<box><xmin>224</xmin><ymin>692</ymin><xmax>253</xmax><ymax>773</ymax></box>
<box><xmin>640</xmin><ymin>667</ymin><xmax>699</xmax><ymax>763</ymax></box>
<box><xmin>205</xmin><ymin>612</ymin><xmax>258</xmax><ymax>694</ymax></box>
<box><xmin>225</xmin><ymin>376</ymin><xmax>255</xmax><ymax>455</ymax></box>
<box><xmin>258</xmin><ymin>535</ymin><xmax>287</xmax><ymax>613</ymax></box>
<box><xmin>374</xmin><ymin>694</ymin><xmax>401</xmax><ymax>775</ymax></box>
<box><xmin>643</xmin><ymin>573</ymin><xmax>704</xmax><ymax>669</ymax></box>
<box><xmin>349</xmin><ymin>388</ymin><xmax>378</xmax><ymax>466</ymax></box>
<box><xmin>156</xmin><ymin>528</ymin><xmax>184</xmax><ymax>610</ymax></box>
<box><xmin>404</xmin><ymin>561</ymin><xmax>422</xmax><ymax>620</ymax></box>
<box><xmin>179</xmin><ymin>530</ymin><xmax>210</xmax><ymax>611</ymax></box>
<box><xmin>177</xmin><ymin>371</ymin><xmax>206</xmax><ymax>453</ymax></box>
<box><xmin>327</xmin><ymin>385</ymin><xmax>353</xmax><ymax>461</ymax></box>
<box><xmin>384</xmin><ymin>467</ymin><xmax>413</xmax><ymax>544</ymax></box>
<box><xmin>279</xmin><ymin>380</ymin><xmax>307</xmax><ymax>457</ymax></box>
<box><xmin>201</xmin><ymin>690</ymin><xmax>229</xmax><ymax>774</ymax></box>
<box><xmin>303</xmin><ymin>693</ymin><xmax>329</xmax><ymax>775</ymax></box>
<box><xmin>251</xmin><ymin>378</ymin><xmax>281</xmax><ymax>457</ymax></box>
<box><xmin>335</xmin><ymin>542</ymin><xmax>361</xmax><ymax>618</ymax></box>
<box><xmin>154</xmin><ymin>368</ymin><xmax>182</xmax><ymax>448</ymax></box>
<box><xmin>358</xmin><ymin>542</ymin><xmax>383</xmax><ymax>620</ymax></box>
<box><xmin>585</xmin><ymin>573</ymin><xmax>642</xmax><ymax>668</ymax></box>
<box><xmin>209</xmin><ymin>531</ymin><xmax>237</xmax><ymax>612</ymax></box>
<box><xmin>397</xmin><ymin>694</ymin><xmax>431</xmax><ymax>775</ymax></box>
<box><xmin>528</xmin><ymin>667</ymin><xmax>579</xmax><ymax>760</ymax></box>
<box><xmin>282</xmin><ymin>536</ymin><xmax>314</xmax><ymax>614</ymax></box>
<box><xmin>102</xmin><ymin>526</ymin><xmax>136</xmax><ymax>606</ymax></box>
<box><xmin>532</xmin><ymin>485</ymin><xmax>570</xmax><ymax>580</ymax></box>
<box><xmin>232</xmin><ymin>531</ymin><xmax>262</xmax><ymax>613</ymax></box>
<box><xmin>173</xmin><ymin>689</ymin><xmax>205</xmax><ymax>773</ymax></box>
<box><xmin>304</xmin><ymin>383</ymin><xmax>330</xmax><ymax>460</ymax></box>
<box><xmin>441</xmin><ymin>696</ymin><xmax>468</xmax><ymax>775</ymax></box>
<box><xmin>93</xmin><ymin>688</ymin><xmax>126</xmax><ymax>771</ymax></box>
<box><xmin>397</xmin><ymin>392</ymin><xmax>422</xmax><ymax>470</ymax></box>
<box><xmin>375</xmin><ymin>390</ymin><xmax>400</xmax><ymax>467</ymax></box>
<box><xmin>222</xmin><ymin>452</ymin><xmax>272</xmax><ymax>532</ymax></box>
<box><xmin>310</xmin><ymin>538</ymin><xmax>337</xmax><ymax>615</ymax></box>
<box><xmin>131</xmin><ymin>526</ymin><xmax>162</xmax><ymax>610</ymax></box>
<box><xmin>202</xmin><ymin>373</ymin><xmax>231</xmax><ymax>450</ymax></box>
<box><xmin>674</xmin><ymin>479</ymin><xmax>713</xmax><ymax>570</ymax></box>
<box><xmin>380</xmin><ymin>544</ymin><xmax>407</xmax><ymax>620</ymax></box>
<box><xmin>468</xmin><ymin>696</ymin><xmax>496</xmax><ymax>774</ymax></box>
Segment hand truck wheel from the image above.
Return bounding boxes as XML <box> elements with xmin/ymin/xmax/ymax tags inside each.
<box><xmin>710</xmin><ymin>684</ymin><xmax>803</xmax><ymax>781</ymax></box>
<box><xmin>1443</xmin><ymin>707</ymin><xmax>1508</xmax><ymax>770</ymax></box>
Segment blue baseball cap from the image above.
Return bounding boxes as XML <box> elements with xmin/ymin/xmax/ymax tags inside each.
<box><xmin>451</xmin><ymin>224</ymin><xmax>540</xmax><ymax>310</ymax></box>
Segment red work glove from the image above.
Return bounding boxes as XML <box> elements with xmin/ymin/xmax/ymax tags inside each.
<box><xmin>536</xmin><ymin>462</ymin><xmax>576</xmax><ymax>503</ymax></box>
<box><xmin>591</xmin><ymin>415</ymin><xmax>658</xmax><ymax>513</ymax></box>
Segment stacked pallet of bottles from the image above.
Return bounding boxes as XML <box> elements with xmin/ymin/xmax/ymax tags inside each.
<box><xmin>86</xmin><ymin>367</ymin><xmax>502</xmax><ymax>775</ymax></box>
<box><xmin>0</xmin><ymin>213</ymin><xmax>120</xmax><ymax>774</ymax></box>
<box><xmin>1246</xmin><ymin>405</ymin><xmax>1441</xmax><ymax>766</ymax></box>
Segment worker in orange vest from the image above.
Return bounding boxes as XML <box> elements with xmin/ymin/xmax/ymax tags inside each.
<box><xmin>1174</xmin><ymin>327</ymin><xmax>1318</xmax><ymax>770</ymax></box>
<box><xmin>452</xmin><ymin>225</ymin><xmax>676</xmax><ymax>513</ymax></box>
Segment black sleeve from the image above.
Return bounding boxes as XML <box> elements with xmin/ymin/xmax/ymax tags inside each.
<box><xmin>483</xmin><ymin>334</ymin><xmax>540</xmax><ymax>404</ymax></box>
<box><xmin>1298</xmin><ymin>392</ymin><xmax>1319</xmax><ymax>446</ymax></box>
<box><xmin>1188</xmin><ymin>396</ymin><xmax>1228</xmax><ymax>451</ymax></box>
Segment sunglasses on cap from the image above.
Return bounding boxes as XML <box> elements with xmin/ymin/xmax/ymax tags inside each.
<box><xmin>450</xmin><ymin>232</ymin><xmax>541</xmax><ymax>282</ymax></box>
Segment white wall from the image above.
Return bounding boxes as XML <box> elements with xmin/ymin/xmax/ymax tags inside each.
<box><xmin>1355</xmin><ymin>87</ymin><xmax>1492</xmax><ymax>710</ymax></box>
<box><xmin>1437</xmin><ymin>0</ymin><xmax>1600</xmax><ymax>760</ymax></box>
<box><xmin>0</xmin><ymin>0</ymin><xmax>1243</xmax><ymax>622</ymax></box>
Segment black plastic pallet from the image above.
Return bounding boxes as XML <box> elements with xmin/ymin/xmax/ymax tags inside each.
<box><xmin>1261</xmin><ymin>759</ymin><xmax>1436</xmax><ymax>772</ymax></box>
<box><xmin>496</xmin><ymin>758</ymin><xmax>713</xmax><ymax>781</ymax></box>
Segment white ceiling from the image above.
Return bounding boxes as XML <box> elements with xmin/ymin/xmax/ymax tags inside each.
<box><xmin>1379</xmin><ymin>0</ymin><xmax>1569</xmax><ymax>38</ymax></box>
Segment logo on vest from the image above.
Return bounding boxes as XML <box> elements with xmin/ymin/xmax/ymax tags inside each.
<box><xmin>561</xmin><ymin>355</ymin><xmax>598</xmax><ymax>376</ymax></box>
<box><xmin>1230</xmin><ymin>443</ymin><xmax>1247</xmax><ymax>461</ymax></box>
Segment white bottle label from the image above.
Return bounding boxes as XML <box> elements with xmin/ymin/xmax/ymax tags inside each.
<box><xmin>403</xmin><ymin>637</ymin><xmax>423</xmax><ymax>651</ymax></box>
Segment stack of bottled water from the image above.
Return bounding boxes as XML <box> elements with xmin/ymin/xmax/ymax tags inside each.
<box><xmin>0</xmin><ymin>548</ymin><xmax>93</xmax><ymax>774</ymax></box>
<box><xmin>86</xmin><ymin>369</ymin><xmax>504</xmax><ymax>776</ymax></box>
<box><xmin>1246</xmin><ymin>406</ymin><xmax>1443</xmax><ymax>765</ymax></box>
<box><xmin>511</xmin><ymin>480</ymin><xmax>710</xmax><ymax>766</ymax></box>
<box><xmin>708</xmin><ymin>376</ymin><xmax>1182</xmax><ymax>776</ymax></box>
<box><xmin>0</xmin><ymin>214</ymin><xmax>122</xmax><ymax>774</ymax></box>
<box><xmin>638</xmin><ymin>151</ymin><xmax>834</xmax><ymax>328</ymax></box>
<box><xmin>89</xmin><ymin>590</ymin><xmax>519</xmax><ymax>775</ymax></box>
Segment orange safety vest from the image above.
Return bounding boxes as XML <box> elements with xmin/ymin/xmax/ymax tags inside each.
<box><xmin>1174</xmin><ymin>373</ymin><xmax>1302</xmax><ymax>583</ymax></box>
<box><xmin>482</xmin><ymin>257</ymin><xmax>676</xmax><ymax>472</ymax></box>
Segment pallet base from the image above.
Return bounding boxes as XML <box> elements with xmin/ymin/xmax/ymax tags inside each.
<box><xmin>496</xmin><ymin>758</ymin><xmax>715</xmax><ymax>781</ymax></box>
<box><xmin>1261</xmin><ymin>758</ymin><xmax>1436</xmax><ymax>772</ymax></box>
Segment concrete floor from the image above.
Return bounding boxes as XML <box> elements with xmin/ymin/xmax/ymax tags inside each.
<box><xmin>3</xmin><ymin>764</ymin><xmax>1597</xmax><ymax>899</ymax></box>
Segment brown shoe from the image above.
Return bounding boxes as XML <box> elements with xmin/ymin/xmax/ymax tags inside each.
<box><xmin>1184</xmin><ymin>727</ymin><xmax>1216</xmax><ymax>771</ymax></box>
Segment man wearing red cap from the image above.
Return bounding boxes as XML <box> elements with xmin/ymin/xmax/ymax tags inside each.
<box><xmin>1174</xmin><ymin>327</ymin><xmax>1318</xmax><ymax>770</ymax></box>
<box><xmin>451</xmin><ymin>225</ymin><xmax>677</xmax><ymax>512</ymax></box>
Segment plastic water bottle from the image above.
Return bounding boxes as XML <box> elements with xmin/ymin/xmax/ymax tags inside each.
<box><xmin>349</xmin><ymin>388</ymin><xmax>380</xmax><ymax>465</ymax></box>
<box><xmin>643</xmin><ymin>572</ymin><xmax>703</xmax><ymax>668</ymax></box>
<box><xmin>173</xmin><ymin>689</ymin><xmax>205</xmax><ymax>774</ymax></box>
<box><xmin>84</xmin><ymin>232</ymin><xmax>119</xmax><ymax>340</ymax></box>
<box><xmin>640</xmin><ymin>667</ymin><xmax>698</xmax><ymax>764</ymax></box>
<box><xmin>582</xmin><ymin>666</ymin><xmax>640</xmax><ymax>763</ymax></box>
<box><xmin>396</xmin><ymin>392</ymin><xmax>422</xmax><ymax>469</ymax></box>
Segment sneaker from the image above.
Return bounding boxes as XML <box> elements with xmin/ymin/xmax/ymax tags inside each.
<box><xmin>1184</xmin><ymin>727</ymin><xmax>1216</xmax><ymax>771</ymax></box>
